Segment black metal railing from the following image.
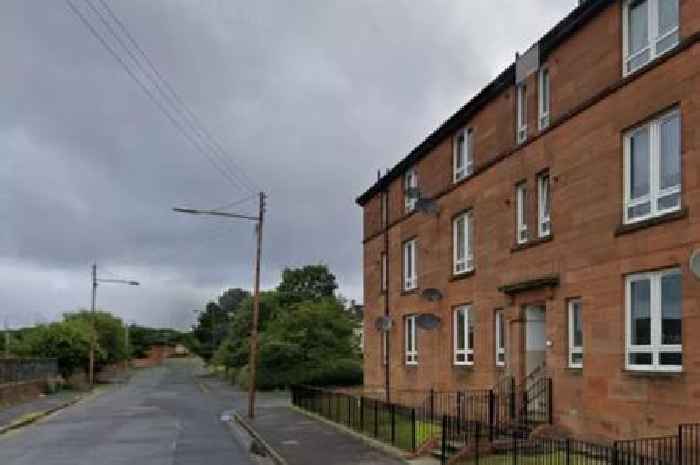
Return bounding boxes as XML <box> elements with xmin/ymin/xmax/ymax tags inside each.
<box><xmin>615</xmin><ymin>435</ymin><xmax>679</xmax><ymax>465</ymax></box>
<box><xmin>0</xmin><ymin>358</ymin><xmax>58</xmax><ymax>384</ymax></box>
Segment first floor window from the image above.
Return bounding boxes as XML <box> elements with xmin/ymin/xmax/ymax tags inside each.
<box><xmin>624</xmin><ymin>108</ymin><xmax>681</xmax><ymax>223</ymax></box>
<box><xmin>624</xmin><ymin>0</ymin><xmax>679</xmax><ymax>75</ymax></box>
<box><xmin>626</xmin><ymin>268</ymin><xmax>682</xmax><ymax>372</ymax></box>
<box><xmin>568</xmin><ymin>300</ymin><xmax>583</xmax><ymax>368</ymax></box>
<box><xmin>538</xmin><ymin>173</ymin><xmax>551</xmax><ymax>238</ymax></box>
<box><xmin>453</xmin><ymin>211</ymin><xmax>474</xmax><ymax>275</ymax></box>
<box><xmin>538</xmin><ymin>67</ymin><xmax>550</xmax><ymax>130</ymax></box>
<box><xmin>454</xmin><ymin>305</ymin><xmax>474</xmax><ymax>365</ymax></box>
<box><xmin>495</xmin><ymin>310</ymin><xmax>505</xmax><ymax>367</ymax></box>
<box><xmin>454</xmin><ymin>128</ymin><xmax>474</xmax><ymax>182</ymax></box>
<box><xmin>404</xmin><ymin>168</ymin><xmax>418</xmax><ymax>212</ymax></box>
<box><xmin>403</xmin><ymin>239</ymin><xmax>417</xmax><ymax>291</ymax></box>
<box><xmin>516</xmin><ymin>183</ymin><xmax>528</xmax><ymax>244</ymax></box>
<box><xmin>405</xmin><ymin>315</ymin><xmax>418</xmax><ymax>365</ymax></box>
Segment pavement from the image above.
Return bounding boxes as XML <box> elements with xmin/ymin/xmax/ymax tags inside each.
<box><xmin>201</xmin><ymin>377</ymin><xmax>410</xmax><ymax>465</ymax></box>
<box><xmin>0</xmin><ymin>358</ymin><xmax>254</xmax><ymax>465</ymax></box>
<box><xmin>0</xmin><ymin>390</ymin><xmax>83</xmax><ymax>433</ymax></box>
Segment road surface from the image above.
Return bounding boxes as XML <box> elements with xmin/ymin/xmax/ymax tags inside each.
<box><xmin>0</xmin><ymin>358</ymin><xmax>254</xmax><ymax>465</ymax></box>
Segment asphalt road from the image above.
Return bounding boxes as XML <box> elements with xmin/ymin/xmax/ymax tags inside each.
<box><xmin>0</xmin><ymin>359</ymin><xmax>254</xmax><ymax>465</ymax></box>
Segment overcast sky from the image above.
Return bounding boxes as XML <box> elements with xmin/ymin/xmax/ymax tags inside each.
<box><xmin>1</xmin><ymin>0</ymin><xmax>576</xmax><ymax>330</ymax></box>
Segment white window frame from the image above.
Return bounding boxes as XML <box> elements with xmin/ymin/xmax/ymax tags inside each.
<box><xmin>623</xmin><ymin>108</ymin><xmax>681</xmax><ymax>224</ymax></box>
<box><xmin>625</xmin><ymin>268</ymin><xmax>683</xmax><ymax>372</ymax></box>
<box><xmin>538</xmin><ymin>67</ymin><xmax>550</xmax><ymax>130</ymax></box>
<box><xmin>538</xmin><ymin>173</ymin><xmax>551</xmax><ymax>238</ymax></box>
<box><xmin>380</xmin><ymin>252</ymin><xmax>387</xmax><ymax>292</ymax></box>
<box><xmin>405</xmin><ymin>315</ymin><xmax>418</xmax><ymax>366</ymax></box>
<box><xmin>516</xmin><ymin>84</ymin><xmax>528</xmax><ymax>144</ymax></box>
<box><xmin>454</xmin><ymin>128</ymin><xmax>474</xmax><ymax>182</ymax></box>
<box><xmin>454</xmin><ymin>305</ymin><xmax>474</xmax><ymax>366</ymax></box>
<box><xmin>568</xmin><ymin>299</ymin><xmax>584</xmax><ymax>369</ymax></box>
<box><xmin>495</xmin><ymin>310</ymin><xmax>505</xmax><ymax>367</ymax></box>
<box><xmin>516</xmin><ymin>183</ymin><xmax>528</xmax><ymax>244</ymax></box>
<box><xmin>403</xmin><ymin>239</ymin><xmax>417</xmax><ymax>291</ymax></box>
<box><xmin>453</xmin><ymin>211</ymin><xmax>474</xmax><ymax>275</ymax></box>
<box><xmin>404</xmin><ymin>168</ymin><xmax>418</xmax><ymax>213</ymax></box>
<box><xmin>623</xmin><ymin>0</ymin><xmax>680</xmax><ymax>76</ymax></box>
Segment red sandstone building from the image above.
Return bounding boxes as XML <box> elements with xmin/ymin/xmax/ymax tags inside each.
<box><xmin>357</xmin><ymin>0</ymin><xmax>700</xmax><ymax>441</ymax></box>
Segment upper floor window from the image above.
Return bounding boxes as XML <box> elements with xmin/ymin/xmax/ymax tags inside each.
<box><xmin>624</xmin><ymin>0</ymin><xmax>679</xmax><ymax>75</ymax></box>
<box><xmin>454</xmin><ymin>305</ymin><xmax>474</xmax><ymax>366</ymax></box>
<box><xmin>404</xmin><ymin>168</ymin><xmax>418</xmax><ymax>213</ymax></box>
<box><xmin>626</xmin><ymin>268</ymin><xmax>682</xmax><ymax>372</ymax></box>
<box><xmin>516</xmin><ymin>84</ymin><xmax>528</xmax><ymax>144</ymax></box>
<box><xmin>538</xmin><ymin>67</ymin><xmax>550</xmax><ymax>130</ymax></box>
<box><xmin>403</xmin><ymin>239</ymin><xmax>417</xmax><ymax>291</ymax></box>
<box><xmin>623</xmin><ymin>108</ymin><xmax>681</xmax><ymax>224</ymax></box>
<box><xmin>405</xmin><ymin>315</ymin><xmax>418</xmax><ymax>365</ymax></box>
<box><xmin>454</xmin><ymin>128</ymin><xmax>474</xmax><ymax>182</ymax></box>
<box><xmin>568</xmin><ymin>299</ymin><xmax>583</xmax><ymax>369</ymax></box>
<box><xmin>453</xmin><ymin>211</ymin><xmax>474</xmax><ymax>275</ymax></box>
<box><xmin>538</xmin><ymin>173</ymin><xmax>551</xmax><ymax>238</ymax></box>
<box><xmin>495</xmin><ymin>310</ymin><xmax>505</xmax><ymax>367</ymax></box>
<box><xmin>516</xmin><ymin>182</ymin><xmax>528</xmax><ymax>244</ymax></box>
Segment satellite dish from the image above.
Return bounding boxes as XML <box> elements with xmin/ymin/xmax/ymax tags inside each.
<box><xmin>421</xmin><ymin>288</ymin><xmax>444</xmax><ymax>302</ymax></box>
<box><xmin>690</xmin><ymin>249</ymin><xmax>700</xmax><ymax>280</ymax></box>
<box><xmin>375</xmin><ymin>316</ymin><xmax>393</xmax><ymax>332</ymax></box>
<box><xmin>416</xmin><ymin>313</ymin><xmax>441</xmax><ymax>330</ymax></box>
<box><xmin>415</xmin><ymin>198</ymin><xmax>440</xmax><ymax>216</ymax></box>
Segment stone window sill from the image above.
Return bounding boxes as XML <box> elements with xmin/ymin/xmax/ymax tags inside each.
<box><xmin>401</xmin><ymin>288</ymin><xmax>419</xmax><ymax>297</ymax></box>
<box><xmin>614</xmin><ymin>208</ymin><xmax>688</xmax><ymax>237</ymax></box>
<box><xmin>511</xmin><ymin>235</ymin><xmax>553</xmax><ymax>253</ymax></box>
<box><xmin>449</xmin><ymin>270</ymin><xmax>476</xmax><ymax>282</ymax></box>
<box><xmin>622</xmin><ymin>369</ymin><xmax>683</xmax><ymax>378</ymax></box>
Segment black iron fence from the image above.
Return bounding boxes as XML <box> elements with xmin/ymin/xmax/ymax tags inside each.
<box><xmin>0</xmin><ymin>358</ymin><xmax>58</xmax><ymax>384</ymax></box>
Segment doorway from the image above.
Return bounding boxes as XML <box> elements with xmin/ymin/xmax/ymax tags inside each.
<box><xmin>524</xmin><ymin>306</ymin><xmax>546</xmax><ymax>378</ymax></box>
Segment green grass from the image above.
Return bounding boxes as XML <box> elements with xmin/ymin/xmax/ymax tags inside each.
<box><xmin>455</xmin><ymin>450</ymin><xmax>611</xmax><ymax>465</ymax></box>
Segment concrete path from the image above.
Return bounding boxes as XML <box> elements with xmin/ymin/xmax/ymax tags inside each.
<box><xmin>0</xmin><ymin>390</ymin><xmax>82</xmax><ymax>432</ymax></box>
<box><xmin>0</xmin><ymin>359</ymin><xmax>254</xmax><ymax>465</ymax></box>
<box><xmin>202</xmin><ymin>377</ymin><xmax>408</xmax><ymax>465</ymax></box>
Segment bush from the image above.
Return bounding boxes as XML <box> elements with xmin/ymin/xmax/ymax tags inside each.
<box><xmin>304</xmin><ymin>358</ymin><xmax>363</xmax><ymax>387</ymax></box>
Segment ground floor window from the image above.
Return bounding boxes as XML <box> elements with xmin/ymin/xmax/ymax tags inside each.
<box><xmin>626</xmin><ymin>268</ymin><xmax>682</xmax><ymax>372</ymax></box>
<box><xmin>405</xmin><ymin>315</ymin><xmax>418</xmax><ymax>365</ymax></box>
<box><xmin>568</xmin><ymin>299</ymin><xmax>583</xmax><ymax>368</ymax></box>
<box><xmin>454</xmin><ymin>305</ymin><xmax>474</xmax><ymax>365</ymax></box>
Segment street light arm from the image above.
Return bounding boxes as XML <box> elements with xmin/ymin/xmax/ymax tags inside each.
<box><xmin>173</xmin><ymin>207</ymin><xmax>259</xmax><ymax>222</ymax></box>
<box><xmin>96</xmin><ymin>279</ymin><xmax>140</xmax><ymax>286</ymax></box>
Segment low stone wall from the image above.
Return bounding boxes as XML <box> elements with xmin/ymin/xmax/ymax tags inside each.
<box><xmin>0</xmin><ymin>359</ymin><xmax>58</xmax><ymax>384</ymax></box>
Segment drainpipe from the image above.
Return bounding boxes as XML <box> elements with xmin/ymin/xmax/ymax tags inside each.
<box><xmin>384</xmin><ymin>189</ymin><xmax>391</xmax><ymax>404</ymax></box>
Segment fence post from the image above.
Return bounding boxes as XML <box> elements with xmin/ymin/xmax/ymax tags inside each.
<box><xmin>457</xmin><ymin>392</ymin><xmax>462</xmax><ymax>436</ymax></box>
<box><xmin>360</xmin><ymin>397</ymin><xmax>365</xmax><ymax>432</ymax></box>
<box><xmin>512</xmin><ymin>430</ymin><xmax>517</xmax><ymax>465</ymax></box>
<box><xmin>374</xmin><ymin>400</ymin><xmax>379</xmax><ymax>438</ymax></box>
<box><xmin>566</xmin><ymin>438</ymin><xmax>571</xmax><ymax>465</ymax></box>
<box><xmin>476</xmin><ymin>422</ymin><xmax>481</xmax><ymax>465</ymax></box>
<box><xmin>441</xmin><ymin>415</ymin><xmax>448</xmax><ymax>465</ymax></box>
<box><xmin>510</xmin><ymin>378</ymin><xmax>516</xmax><ymax>421</ymax></box>
<box><xmin>522</xmin><ymin>389</ymin><xmax>529</xmax><ymax>426</ymax></box>
<box><xmin>411</xmin><ymin>408</ymin><xmax>417</xmax><ymax>453</ymax></box>
<box><xmin>430</xmin><ymin>389</ymin><xmax>435</xmax><ymax>425</ymax></box>
<box><xmin>678</xmin><ymin>425</ymin><xmax>684</xmax><ymax>465</ymax></box>
<box><xmin>613</xmin><ymin>441</ymin><xmax>619</xmax><ymax>465</ymax></box>
<box><xmin>391</xmin><ymin>403</ymin><xmax>396</xmax><ymax>445</ymax></box>
<box><xmin>488</xmin><ymin>389</ymin><xmax>495</xmax><ymax>443</ymax></box>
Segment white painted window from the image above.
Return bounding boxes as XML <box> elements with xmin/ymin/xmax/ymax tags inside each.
<box><xmin>454</xmin><ymin>128</ymin><xmax>474</xmax><ymax>182</ymax></box>
<box><xmin>626</xmin><ymin>268</ymin><xmax>682</xmax><ymax>372</ymax></box>
<box><xmin>495</xmin><ymin>310</ymin><xmax>505</xmax><ymax>367</ymax></box>
<box><xmin>623</xmin><ymin>109</ymin><xmax>681</xmax><ymax>224</ymax></box>
<box><xmin>453</xmin><ymin>211</ymin><xmax>474</xmax><ymax>275</ymax></box>
<box><xmin>405</xmin><ymin>315</ymin><xmax>418</xmax><ymax>365</ymax></box>
<box><xmin>623</xmin><ymin>0</ymin><xmax>679</xmax><ymax>75</ymax></box>
<box><xmin>517</xmin><ymin>84</ymin><xmax>528</xmax><ymax>144</ymax></box>
<box><xmin>454</xmin><ymin>305</ymin><xmax>474</xmax><ymax>366</ymax></box>
<box><xmin>380</xmin><ymin>252</ymin><xmax>387</xmax><ymax>292</ymax></box>
<box><xmin>403</xmin><ymin>239</ymin><xmax>417</xmax><ymax>291</ymax></box>
<box><xmin>404</xmin><ymin>168</ymin><xmax>418</xmax><ymax>213</ymax></box>
<box><xmin>538</xmin><ymin>67</ymin><xmax>550</xmax><ymax>130</ymax></box>
<box><xmin>538</xmin><ymin>173</ymin><xmax>551</xmax><ymax>238</ymax></box>
<box><xmin>568</xmin><ymin>300</ymin><xmax>584</xmax><ymax>368</ymax></box>
<box><xmin>516</xmin><ymin>183</ymin><xmax>528</xmax><ymax>244</ymax></box>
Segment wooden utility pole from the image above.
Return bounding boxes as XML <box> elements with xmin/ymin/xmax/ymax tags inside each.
<box><xmin>248</xmin><ymin>192</ymin><xmax>266</xmax><ymax>419</ymax></box>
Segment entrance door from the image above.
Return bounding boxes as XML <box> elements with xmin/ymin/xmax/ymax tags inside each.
<box><xmin>525</xmin><ymin>306</ymin><xmax>546</xmax><ymax>377</ymax></box>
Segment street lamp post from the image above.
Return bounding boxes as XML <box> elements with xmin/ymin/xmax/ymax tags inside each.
<box><xmin>174</xmin><ymin>191</ymin><xmax>266</xmax><ymax>419</ymax></box>
<box><xmin>89</xmin><ymin>263</ymin><xmax>139</xmax><ymax>387</ymax></box>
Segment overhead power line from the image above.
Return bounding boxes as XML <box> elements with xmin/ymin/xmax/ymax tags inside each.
<box><xmin>65</xmin><ymin>0</ymin><xmax>259</xmax><ymax>195</ymax></box>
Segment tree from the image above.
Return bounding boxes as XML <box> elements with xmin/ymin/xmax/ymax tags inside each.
<box><xmin>21</xmin><ymin>320</ymin><xmax>94</xmax><ymax>378</ymax></box>
<box><xmin>64</xmin><ymin>310</ymin><xmax>127</xmax><ymax>366</ymax></box>
<box><xmin>277</xmin><ymin>264</ymin><xmax>337</xmax><ymax>306</ymax></box>
<box><xmin>218</xmin><ymin>288</ymin><xmax>250</xmax><ymax>315</ymax></box>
